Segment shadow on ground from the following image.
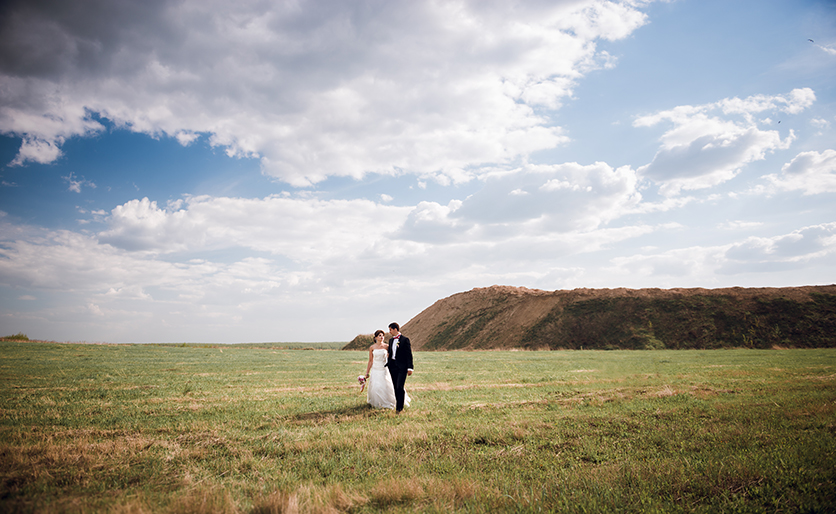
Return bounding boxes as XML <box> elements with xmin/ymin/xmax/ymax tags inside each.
<box><xmin>284</xmin><ymin>403</ymin><xmax>395</xmax><ymax>424</ymax></box>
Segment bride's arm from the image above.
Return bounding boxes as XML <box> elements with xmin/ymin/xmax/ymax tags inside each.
<box><xmin>364</xmin><ymin>347</ymin><xmax>374</xmax><ymax>378</ymax></box>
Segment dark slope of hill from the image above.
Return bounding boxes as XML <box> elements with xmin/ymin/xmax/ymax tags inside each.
<box><xmin>354</xmin><ymin>285</ymin><xmax>836</xmax><ymax>350</ymax></box>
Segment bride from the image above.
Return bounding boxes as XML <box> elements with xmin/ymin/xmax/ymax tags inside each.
<box><xmin>364</xmin><ymin>330</ymin><xmax>410</xmax><ymax>410</ymax></box>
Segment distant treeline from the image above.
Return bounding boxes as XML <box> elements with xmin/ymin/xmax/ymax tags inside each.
<box><xmin>153</xmin><ymin>342</ymin><xmax>348</xmax><ymax>350</ymax></box>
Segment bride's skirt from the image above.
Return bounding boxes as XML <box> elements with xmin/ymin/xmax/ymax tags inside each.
<box><xmin>367</xmin><ymin>365</ymin><xmax>410</xmax><ymax>409</ymax></box>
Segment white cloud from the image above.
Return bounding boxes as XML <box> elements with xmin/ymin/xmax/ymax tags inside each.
<box><xmin>11</xmin><ymin>137</ymin><xmax>65</xmax><ymax>166</ymax></box>
<box><xmin>764</xmin><ymin>149</ymin><xmax>836</xmax><ymax>194</ymax></box>
<box><xmin>718</xmin><ymin>88</ymin><xmax>816</xmax><ymax>116</ymax></box>
<box><xmin>62</xmin><ymin>172</ymin><xmax>95</xmax><ymax>193</ymax></box>
<box><xmin>449</xmin><ymin>162</ymin><xmax>642</xmax><ymax>234</ymax></box>
<box><xmin>0</xmin><ymin>0</ymin><xmax>650</xmax><ymax>184</ymax></box>
<box><xmin>0</xmin><ymin>221</ymin><xmax>365</xmax><ymax>341</ymax></box>
<box><xmin>635</xmin><ymin>89</ymin><xmax>811</xmax><ymax>195</ymax></box>
<box><xmin>394</xmin><ymin>200</ymin><xmax>467</xmax><ymax>244</ymax></box>
<box><xmin>718</xmin><ymin>220</ymin><xmax>764</xmax><ymax>230</ymax></box>
<box><xmin>813</xmin><ymin>42</ymin><xmax>836</xmax><ymax>56</ymax></box>
<box><xmin>91</xmin><ymin>161</ymin><xmax>647</xmax><ymax>262</ymax></box>
<box><xmin>105</xmin><ymin>285</ymin><xmax>151</xmax><ymax>300</ymax></box>
<box><xmin>608</xmin><ymin>222</ymin><xmax>836</xmax><ymax>281</ymax></box>
<box><xmin>720</xmin><ymin>223</ymin><xmax>836</xmax><ymax>273</ymax></box>
<box><xmin>0</xmin><ymin>228</ymin><xmax>172</xmax><ymax>292</ymax></box>
<box><xmin>811</xmin><ymin>118</ymin><xmax>831</xmax><ymax>129</ymax></box>
<box><xmin>609</xmin><ymin>246</ymin><xmax>723</xmax><ymax>279</ymax></box>
<box><xmin>97</xmin><ymin>195</ymin><xmax>412</xmax><ymax>259</ymax></box>
<box><xmin>175</xmin><ymin>131</ymin><xmax>199</xmax><ymax>146</ymax></box>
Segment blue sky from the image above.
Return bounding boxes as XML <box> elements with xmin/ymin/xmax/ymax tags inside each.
<box><xmin>1</xmin><ymin>0</ymin><xmax>835</xmax><ymax>343</ymax></box>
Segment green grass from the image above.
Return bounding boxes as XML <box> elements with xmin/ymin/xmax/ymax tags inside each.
<box><xmin>1</xmin><ymin>342</ymin><xmax>834</xmax><ymax>513</ymax></box>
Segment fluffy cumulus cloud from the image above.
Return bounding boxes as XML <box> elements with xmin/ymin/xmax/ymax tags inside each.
<box><xmin>764</xmin><ymin>149</ymin><xmax>836</xmax><ymax>194</ymax></box>
<box><xmin>389</xmin><ymin>162</ymin><xmax>647</xmax><ymax>255</ymax></box>
<box><xmin>1</xmin><ymin>193</ymin><xmax>417</xmax><ymax>300</ymax></box>
<box><xmin>635</xmin><ymin>89</ymin><xmax>812</xmax><ymax>195</ymax></box>
<box><xmin>92</xmin><ymin>167</ymin><xmax>648</xmax><ymax>282</ymax></box>
<box><xmin>0</xmin><ymin>0</ymin><xmax>649</xmax><ymax>185</ymax></box>
<box><xmin>97</xmin><ymin>195</ymin><xmax>412</xmax><ymax>260</ymax></box>
<box><xmin>456</xmin><ymin>162</ymin><xmax>640</xmax><ymax>230</ymax></box>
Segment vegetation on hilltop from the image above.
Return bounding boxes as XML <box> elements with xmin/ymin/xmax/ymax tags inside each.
<box><xmin>1</xmin><ymin>333</ymin><xmax>29</xmax><ymax>341</ymax></box>
<box><xmin>343</xmin><ymin>333</ymin><xmax>374</xmax><ymax>350</ymax></box>
<box><xmin>523</xmin><ymin>292</ymin><xmax>836</xmax><ymax>350</ymax></box>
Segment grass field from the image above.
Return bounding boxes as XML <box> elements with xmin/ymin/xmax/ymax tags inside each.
<box><xmin>1</xmin><ymin>342</ymin><xmax>834</xmax><ymax>513</ymax></box>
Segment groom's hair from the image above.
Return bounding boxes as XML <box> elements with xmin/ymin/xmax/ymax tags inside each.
<box><xmin>388</xmin><ymin>322</ymin><xmax>400</xmax><ymax>331</ymax></box>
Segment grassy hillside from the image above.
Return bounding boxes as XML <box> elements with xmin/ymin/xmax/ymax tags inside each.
<box><xmin>398</xmin><ymin>285</ymin><xmax>836</xmax><ymax>351</ymax></box>
<box><xmin>523</xmin><ymin>292</ymin><xmax>836</xmax><ymax>350</ymax></box>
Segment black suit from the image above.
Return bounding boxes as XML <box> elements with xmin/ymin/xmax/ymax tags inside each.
<box><xmin>387</xmin><ymin>334</ymin><xmax>413</xmax><ymax>412</ymax></box>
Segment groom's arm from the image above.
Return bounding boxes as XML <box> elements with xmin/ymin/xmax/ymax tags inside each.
<box><xmin>403</xmin><ymin>337</ymin><xmax>414</xmax><ymax>373</ymax></box>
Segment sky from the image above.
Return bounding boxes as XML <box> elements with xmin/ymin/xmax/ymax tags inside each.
<box><xmin>1</xmin><ymin>0</ymin><xmax>835</xmax><ymax>343</ymax></box>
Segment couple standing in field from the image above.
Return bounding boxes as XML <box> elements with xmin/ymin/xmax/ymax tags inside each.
<box><xmin>363</xmin><ymin>322</ymin><xmax>413</xmax><ymax>413</ymax></box>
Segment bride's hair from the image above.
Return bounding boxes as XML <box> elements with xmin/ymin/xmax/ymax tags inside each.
<box><xmin>374</xmin><ymin>329</ymin><xmax>384</xmax><ymax>338</ymax></box>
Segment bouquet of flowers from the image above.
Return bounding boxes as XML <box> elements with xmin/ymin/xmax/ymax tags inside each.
<box><xmin>357</xmin><ymin>375</ymin><xmax>367</xmax><ymax>392</ymax></box>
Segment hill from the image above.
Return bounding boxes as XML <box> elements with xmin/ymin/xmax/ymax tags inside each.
<box><xmin>345</xmin><ymin>285</ymin><xmax>836</xmax><ymax>350</ymax></box>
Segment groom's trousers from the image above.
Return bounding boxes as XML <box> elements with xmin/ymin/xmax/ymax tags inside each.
<box><xmin>389</xmin><ymin>367</ymin><xmax>408</xmax><ymax>412</ymax></box>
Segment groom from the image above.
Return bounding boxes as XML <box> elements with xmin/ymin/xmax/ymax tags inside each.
<box><xmin>386</xmin><ymin>322</ymin><xmax>413</xmax><ymax>413</ymax></box>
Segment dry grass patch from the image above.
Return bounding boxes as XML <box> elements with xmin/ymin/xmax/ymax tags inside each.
<box><xmin>165</xmin><ymin>486</ymin><xmax>239</xmax><ymax>514</ymax></box>
<box><xmin>466</xmin><ymin>399</ymin><xmax>549</xmax><ymax>410</ymax></box>
<box><xmin>253</xmin><ymin>484</ymin><xmax>367</xmax><ymax>514</ymax></box>
<box><xmin>654</xmin><ymin>384</ymin><xmax>677</xmax><ymax>397</ymax></box>
<box><xmin>369</xmin><ymin>476</ymin><xmax>477</xmax><ymax>510</ymax></box>
<box><xmin>0</xmin><ymin>433</ymin><xmax>157</xmax><ymax>493</ymax></box>
<box><xmin>802</xmin><ymin>373</ymin><xmax>836</xmax><ymax>381</ymax></box>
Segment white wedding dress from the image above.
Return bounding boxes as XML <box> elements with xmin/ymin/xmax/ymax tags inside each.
<box><xmin>368</xmin><ymin>348</ymin><xmax>410</xmax><ymax>409</ymax></box>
